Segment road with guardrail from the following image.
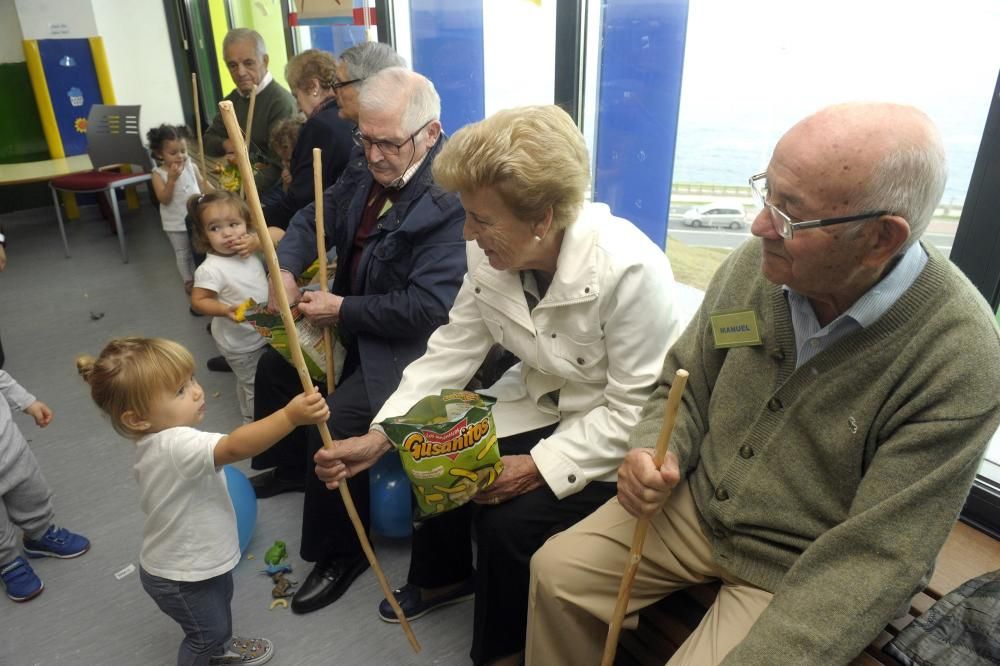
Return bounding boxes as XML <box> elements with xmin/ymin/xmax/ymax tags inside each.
<box><xmin>667</xmin><ymin>184</ymin><xmax>960</xmax><ymax>256</ymax></box>
<box><xmin>667</xmin><ymin>221</ymin><xmax>956</xmax><ymax>256</ymax></box>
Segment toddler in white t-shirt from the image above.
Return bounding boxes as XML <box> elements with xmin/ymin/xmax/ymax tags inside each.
<box><xmin>188</xmin><ymin>191</ymin><xmax>269</xmax><ymax>423</ymax></box>
<box><xmin>77</xmin><ymin>337</ymin><xmax>327</xmax><ymax>666</ymax></box>
<box><xmin>148</xmin><ymin>125</ymin><xmax>212</xmax><ymax>294</ymax></box>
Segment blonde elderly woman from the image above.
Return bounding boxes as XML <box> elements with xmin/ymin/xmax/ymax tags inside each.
<box><xmin>259</xmin><ymin>48</ymin><xmax>354</xmax><ymax>238</ymax></box>
<box><xmin>314</xmin><ymin>105</ymin><xmax>684</xmax><ymax>665</ymax></box>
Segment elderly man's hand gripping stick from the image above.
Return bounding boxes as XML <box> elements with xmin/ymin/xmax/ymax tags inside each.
<box><xmin>601</xmin><ymin>369</ymin><xmax>689</xmax><ymax>666</ymax></box>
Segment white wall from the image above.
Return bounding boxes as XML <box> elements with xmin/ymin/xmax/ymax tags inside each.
<box><xmin>14</xmin><ymin>0</ymin><xmax>97</xmax><ymax>40</ymax></box>
<box><xmin>482</xmin><ymin>0</ymin><xmax>556</xmax><ymax>115</ymax></box>
<box><xmin>0</xmin><ymin>0</ymin><xmax>25</xmax><ymax>64</ymax></box>
<box><xmin>91</xmin><ymin>0</ymin><xmax>183</xmax><ymax>137</ymax></box>
<box><xmin>6</xmin><ymin>0</ymin><xmax>182</xmax><ymax>139</ymax></box>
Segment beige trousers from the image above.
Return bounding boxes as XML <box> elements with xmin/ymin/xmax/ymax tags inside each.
<box><xmin>526</xmin><ymin>481</ymin><xmax>773</xmax><ymax>666</ymax></box>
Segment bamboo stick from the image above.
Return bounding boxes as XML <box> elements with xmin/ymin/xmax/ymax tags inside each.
<box><xmin>601</xmin><ymin>369</ymin><xmax>689</xmax><ymax>666</ymax></box>
<box><xmin>241</xmin><ymin>84</ymin><xmax>257</xmax><ymax>200</ymax></box>
<box><xmin>218</xmin><ymin>101</ymin><xmax>420</xmax><ymax>653</ymax></box>
<box><xmin>245</xmin><ymin>83</ymin><xmax>257</xmax><ymax>149</ymax></box>
<box><xmin>313</xmin><ymin>148</ymin><xmax>336</xmax><ymax>395</ymax></box>
<box><xmin>192</xmin><ymin>73</ymin><xmax>206</xmax><ymax>177</ymax></box>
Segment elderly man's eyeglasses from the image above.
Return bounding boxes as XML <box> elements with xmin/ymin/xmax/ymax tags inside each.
<box><xmin>332</xmin><ymin>78</ymin><xmax>362</xmax><ymax>91</ymax></box>
<box><xmin>352</xmin><ymin>120</ymin><xmax>433</xmax><ymax>157</ymax></box>
<box><xmin>749</xmin><ymin>172</ymin><xmax>889</xmax><ymax>240</ymax></box>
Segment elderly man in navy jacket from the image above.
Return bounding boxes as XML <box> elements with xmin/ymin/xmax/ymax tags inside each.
<box><xmin>250</xmin><ymin>67</ymin><xmax>466</xmax><ymax>614</ymax></box>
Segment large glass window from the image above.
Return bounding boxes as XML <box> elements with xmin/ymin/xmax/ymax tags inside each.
<box><xmin>661</xmin><ymin>0</ymin><xmax>999</xmax><ymax>289</ymax></box>
<box><xmin>284</xmin><ymin>0</ymin><xmax>1000</xmax><ymax>485</ymax></box>
<box><xmin>662</xmin><ymin>1</ymin><xmax>1000</xmax><ymax>485</ymax></box>
<box><xmin>388</xmin><ymin>0</ymin><xmax>557</xmax><ymax>134</ymax></box>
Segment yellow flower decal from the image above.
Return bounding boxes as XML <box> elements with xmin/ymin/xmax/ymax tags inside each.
<box><xmin>74</xmin><ymin>117</ymin><xmax>88</xmax><ymax>133</ymax></box>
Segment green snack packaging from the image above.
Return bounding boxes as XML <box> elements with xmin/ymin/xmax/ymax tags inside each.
<box><xmin>381</xmin><ymin>389</ymin><xmax>503</xmax><ymax>518</ymax></box>
<box><xmin>240</xmin><ymin>299</ymin><xmax>344</xmax><ymax>385</ymax></box>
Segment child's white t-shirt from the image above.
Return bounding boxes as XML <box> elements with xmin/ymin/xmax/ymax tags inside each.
<box><xmin>153</xmin><ymin>160</ymin><xmax>200</xmax><ymax>232</ymax></box>
<box><xmin>194</xmin><ymin>253</ymin><xmax>268</xmax><ymax>354</ymax></box>
<box><xmin>133</xmin><ymin>426</ymin><xmax>241</xmax><ymax>582</ymax></box>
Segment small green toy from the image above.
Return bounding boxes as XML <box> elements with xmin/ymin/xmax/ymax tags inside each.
<box><xmin>261</xmin><ymin>540</ymin><xmax>296</xmax><ymax>608</ymax></box>
<box><xmin>264</xmin><ymin>540</ymin><xmax>287</xmax><ymax>566</ymax></box>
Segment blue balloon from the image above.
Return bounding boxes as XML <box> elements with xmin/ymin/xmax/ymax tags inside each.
<box><xmin>369</xmin><ymin>454</ymin><xmax>412</xmax><ymax>538</ymax></box>
<box><xmin>224</xmin><ymin>466</ymin><xmax>257</xmax><ymax>553</ymax></box>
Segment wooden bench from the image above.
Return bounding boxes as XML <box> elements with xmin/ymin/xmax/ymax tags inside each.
<box><xmin>616</xmin><ymin>520</ymin><xmax>1000</xmax><ymax>665</ymax></box>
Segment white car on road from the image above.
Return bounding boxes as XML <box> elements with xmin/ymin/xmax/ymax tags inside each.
<box><xmin>681</xmin><ymin>202</ymin><xmax>748</xmax><ymax>230</ymax></box>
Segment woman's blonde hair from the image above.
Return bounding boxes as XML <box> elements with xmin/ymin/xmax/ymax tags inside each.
<box><xmin>285</xmin><ymin>49</ymin><xmax>337</xmax><ymax>93</ymax></box>
<box><xmin>77</xmin><ymin>337</ymin><xmax>194</xmax><ymax>439</ymax></box>
<box><xmin>432</xmin><ymin>105</ymin><xmax>590</xmax><ymax>230</ymax></box>
<box><xmin>186</xmin><ymin>190</ymin><xmax>251</xmax><ymax>254</ymax></box>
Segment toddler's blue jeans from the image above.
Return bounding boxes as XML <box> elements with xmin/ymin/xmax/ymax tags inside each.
<box><xmin>140</xmin><ymin>567</ymin><xmax>233</xmax><ymax>666</ymax></box>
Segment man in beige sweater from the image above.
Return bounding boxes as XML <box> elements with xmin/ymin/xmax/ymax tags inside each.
<box><xmin>526</xmin><ymin>103</ymin><xmax>1000</xmax><ymax>665</ymax></box>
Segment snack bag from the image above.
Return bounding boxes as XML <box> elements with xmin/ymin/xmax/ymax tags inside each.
<box><xmin>295</xmin><ymin>254</ymin><xmax>337</xmax><ymax>288</ymax></box>
<box><xmin>216</xmin><ymin>163</ymin><xmax>242</xmax><ymax>192</ymax></box>
<box><xmin>239</xmin><ymin>299</ymin><xmax>344</xmax><ymax>384</ymax></box>
<box><xmin>381</xmin><ymin>389</ymin><xmax>503</xmax><ymax>518</ymax></box>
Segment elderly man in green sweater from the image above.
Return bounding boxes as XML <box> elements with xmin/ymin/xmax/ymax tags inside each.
<box><xmin>203</xmin><ymin>28</ymin><xmax>296</xmax><ymax>193</ymax></box>
<box><xmin>526</xmin><ymin>102</ymin><xmax>1000</xmax><ymax>665</ymax></box>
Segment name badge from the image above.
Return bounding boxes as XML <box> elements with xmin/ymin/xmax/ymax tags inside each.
<box><xmin>710</xmin><ymin>309</ymin><xmax>762</xmax><ymax>348</ymax></box>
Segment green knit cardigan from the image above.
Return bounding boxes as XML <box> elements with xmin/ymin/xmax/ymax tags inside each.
<box><xmin>632</xmin><ymin>239</ymin><xmax>1000</xmax><ymax>664</ymax></box>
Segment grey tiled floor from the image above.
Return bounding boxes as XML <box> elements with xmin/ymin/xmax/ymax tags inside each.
<box><xmin>0</xmin><ymin>202</ymin><xmax>471</xmax><ymax>666</ymax></box>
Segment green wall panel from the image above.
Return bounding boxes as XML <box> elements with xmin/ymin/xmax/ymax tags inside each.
<box><xmin>0</xmin><ymin>62</ymin><xmax>49</xmax><ymax>164</ymax></box>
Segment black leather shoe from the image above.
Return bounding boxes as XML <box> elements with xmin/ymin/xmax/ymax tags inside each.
<box><xmin>249</xmin><ymin>469</ymin><xmax>305</xmax><ymax>498</ymax></box>
<box><xmin>291</xmin><ymin>557</ymin><xmax>369</xmax><ymax>614</ymax></box>
<box><xmin>207</xmin><ymin>355</ymin><xmax>232</xmax><ymax>372</ymax></box>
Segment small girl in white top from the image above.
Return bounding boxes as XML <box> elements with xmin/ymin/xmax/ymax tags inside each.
<box><xmin>148</xmin><ymin>125</ymin><xmax>213</xmax><ymax>294</ymax></box>
<box><xmin>188</xmin><ymin>191</ymin><xmax>268</xmax><ymax>423</ymax></box>
<box><xmin>77</xmin><ymin>337</ymin><xmax>328</xmax><ymax>666</ymax></box>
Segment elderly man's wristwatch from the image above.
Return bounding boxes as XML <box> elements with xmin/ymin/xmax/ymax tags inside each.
<box><xmin>0</xmin><ymin>232</ymin><xmax>7</xmax><ymax>248</ymax></box>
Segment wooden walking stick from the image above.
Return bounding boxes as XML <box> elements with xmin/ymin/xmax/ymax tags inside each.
<box><xmin>313</xmin><ymin>148</ymin><xmax>337</xmax><ymax>395</ymax></box>
<box><xmin>240</xmin><ymin>84</ymin><xmax>257</xmax><ymax>200</ymax></box>
<box><xmin>191</xmin><ymin>73</ymin><xmax>207</xmax><ymax>177</ymax></box>
<box><xmin>219</xmin><ymin>101</ymin><xmax>421</xmax><ymax>653</ymax></box>
<box><xmin>601</xmin><ymin>369</ymin><xmax>689</xmax><ymax>666</ymax></box>
<box><xmin>245</xmin><ymin>84</ymin><xmax>257</xmax><ymax>144</ymax></box>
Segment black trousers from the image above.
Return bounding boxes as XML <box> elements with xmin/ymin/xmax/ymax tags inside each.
<box><xmin>251</xmin><ymin>347</ymin><xmax>314</xmax><ymax>475</ymax></box>
<box><xmin>251</xmin><ymin>346</ymin><xmax>374</xmax><ymax>563</ymax></box>
<box><xmin>300</xmin><ymin>365</ymin><xmax>373</xmax><ymax>563</ymax></box>
<box><xmin>408</xmin><ymin>425</ymin><xmax>617</xmax><ymax>664</ymax></box>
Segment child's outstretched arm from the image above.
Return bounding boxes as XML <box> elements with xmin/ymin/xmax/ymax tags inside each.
<box><xmin>190</xmin><ymin>287</ymin><xmax>239</xmax><ymax>320</ymax></box>
<box><xmin>213</xmin><ymin>389</ymin><xmax>328</xmax><ymax>466</ymax></box>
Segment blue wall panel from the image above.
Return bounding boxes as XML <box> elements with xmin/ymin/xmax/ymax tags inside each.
<box><xmin>593</xmin><ymin>0</ymin><xmax>689</xmax><ymax>246</ymax></box>
<box><xmin>409</xmin><ymin>0</ymin><xmax>484</xmax><ymax>135</ymax></box>
<box><xmin>38</xmin><ymin>39</ymin><xmax>104</xmax><ymax>157</ymax></box>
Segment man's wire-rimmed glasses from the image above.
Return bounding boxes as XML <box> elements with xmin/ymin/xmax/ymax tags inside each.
<box><xmin>352</xmin><ymin>120</ymin><xmax>433</xmax><ymax>157</ymax></box>
<box><xmin>749</xmin><ymin>172</ymin><xmax>889</xmax><ymax>240</ymax></box>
